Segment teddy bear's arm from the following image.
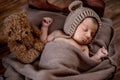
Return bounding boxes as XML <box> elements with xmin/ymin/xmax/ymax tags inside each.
<box><xmin>8</xmin><ymin>41</ymin><xmax>42</xmax><ymax>63</ymax></box>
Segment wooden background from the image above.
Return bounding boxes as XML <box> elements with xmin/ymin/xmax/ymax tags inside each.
<box><xmin>0</xmin><ymin>0</ymin><xmax>120</xmax><ymax>78</ymax></box>
<box><xmin>104</xmin><ymin>0</ymin><xmax>120</xmax><ymax>53</ymax></box>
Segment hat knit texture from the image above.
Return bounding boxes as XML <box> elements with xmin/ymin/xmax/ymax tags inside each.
<box><xmin>63</xmin><ymin>0</ymin><xmax>102</xmax><ymax>37</ymax></box>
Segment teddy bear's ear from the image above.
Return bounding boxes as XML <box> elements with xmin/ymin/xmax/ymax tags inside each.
<box><xmin>68</xmin><ymin>0</ymin><xmax>83</xmax><ymax>12</ymax></box>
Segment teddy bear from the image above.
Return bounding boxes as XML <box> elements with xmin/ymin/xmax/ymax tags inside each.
<box><xmin>3</xmin><ymin>11</ymin><xmax>51</xmax><ymax>63</ymax></box>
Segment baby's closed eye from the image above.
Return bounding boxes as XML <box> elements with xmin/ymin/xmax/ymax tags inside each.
<box><xmin>82</xmin><ymin>26</ymin><xmax>88</xmax><ymax>32</ymax></box>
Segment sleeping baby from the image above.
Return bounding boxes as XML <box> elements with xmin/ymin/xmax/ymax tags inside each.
<box><xmin>47</xmin><ymin>1</ymin><xmax>108</xmax><ymax>62</ymax></box>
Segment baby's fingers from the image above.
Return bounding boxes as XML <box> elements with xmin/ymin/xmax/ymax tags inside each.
<box><xmin>101</xmin><ymin>48</ymin><xmax>108</xmax><ymax>55</ymax></box>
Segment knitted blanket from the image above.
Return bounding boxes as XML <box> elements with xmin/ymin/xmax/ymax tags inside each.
<box><xmin>2</xmin><ymin>6</ymin><xmax>119</xmax><ymax>80</ymax></box>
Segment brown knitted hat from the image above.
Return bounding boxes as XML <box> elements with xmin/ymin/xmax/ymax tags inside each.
<box><xmin>63</xmin><ymin>0</ymin><xmax>102</xmax><ymax>37</ymax></box>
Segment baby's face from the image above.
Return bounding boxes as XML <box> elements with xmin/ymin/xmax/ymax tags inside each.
<box><xmin>73</xmin><ymin>17</ymin><xmax>98</xmax><ymax>45</ymax></box>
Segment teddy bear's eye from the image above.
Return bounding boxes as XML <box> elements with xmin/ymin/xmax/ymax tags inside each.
<box><xmin>16</xmin><ymin>40</ymin><xmax>22</xmax><ymax>44</ymax></box>
<box><xmin>8</xmin><ymin>32</ymin><xmax>11</xmax><ymax>36</ymax></box>
<box><xmin>25</xmin><ymin>31</ymin><xmax>28</xmax><ymax>34</ymax></box>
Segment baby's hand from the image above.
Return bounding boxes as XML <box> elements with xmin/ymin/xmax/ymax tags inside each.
<box><xmin>96</xmin><ymin>47</ymin><xmax>108</xmax><ymax>58</ymax></box>
<box><xmin>42</xmin><ymin>17</ymin><xmax>53</xmax><ymax>27</ymax></box>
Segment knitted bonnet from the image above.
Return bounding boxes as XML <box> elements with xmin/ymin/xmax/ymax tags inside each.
<box><xmin>63</xmin><ymin>0</ymin><xmax>102</xmax><ymax>37</ymax></box>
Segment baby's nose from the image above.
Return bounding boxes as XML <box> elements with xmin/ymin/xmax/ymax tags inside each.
<box><xmin>86</xmin><ymin>32</ymin><xmax>91</xmax><ymax>39</ymax></box>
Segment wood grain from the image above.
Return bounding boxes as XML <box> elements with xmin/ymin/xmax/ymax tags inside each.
<box><xmin>104</xmin><ymin>0</ymin><xmax>120</xmax><ymax>52</ymax></box>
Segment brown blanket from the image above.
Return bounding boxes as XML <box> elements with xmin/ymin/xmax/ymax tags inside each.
<box><xmin>2</xmin><ymin>6</ymin><xmax>119</xmax><ymax>80</ymax></box>
<box><xmin>2</xmin><ymin>39</ymin><xmax>115</xmax><ymax>80</ymax></box>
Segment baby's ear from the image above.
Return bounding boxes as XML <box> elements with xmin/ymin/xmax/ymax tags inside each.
<box><xmin>68</xmin><ymin>0</ymin><xmax>83</xmax><ymax>12</ymax></box>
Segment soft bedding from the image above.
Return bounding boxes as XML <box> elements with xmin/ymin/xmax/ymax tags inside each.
<box><xmin>2</xmin><ymin>6</ymin><xmax>119</xmax><ymax>80</ymax></box>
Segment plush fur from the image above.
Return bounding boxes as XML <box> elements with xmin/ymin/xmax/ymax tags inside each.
<box><xmin>3</xmin><ymin>11</ymin><xmax>44</xmax><ymax>63</ymax></box>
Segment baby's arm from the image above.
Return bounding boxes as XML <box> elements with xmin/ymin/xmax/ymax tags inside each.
<box><xmin>91</xmin><ymin>47</ymin><xmax>108</xmax><ymax>62</ymax></box>
<box><xmin>40</xmin><ymin>17</ymin><xmax>53</xmax><ymax>43</ymax></box>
